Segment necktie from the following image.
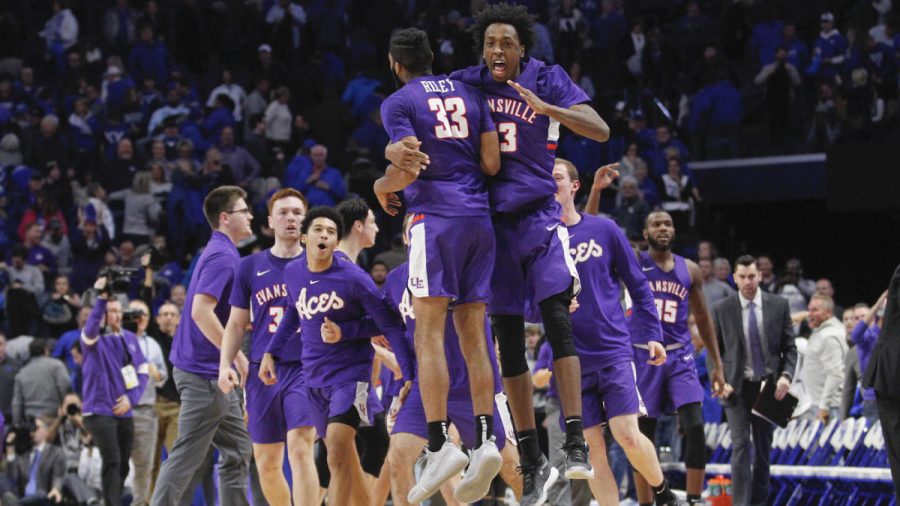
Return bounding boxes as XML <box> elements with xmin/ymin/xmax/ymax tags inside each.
<box><xmin>747</xmin><ymin>301</ymin><xmax>766</xmax><ymax>378</ymax></box>
<box><xmin>24</xmin><ymin>448</ymin><xmax>41</xmax><ymax>496</ymax></box>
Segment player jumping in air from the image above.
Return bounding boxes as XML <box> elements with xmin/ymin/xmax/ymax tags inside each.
<box><xmin>389</xmin><ymin>6</ymin><xmax>611</xmax><ymax>505</ymax></box>
<box><xmin>375</xmin><ymin>27</ymin><xmax>504</xmax><ymax>503</ymax></box>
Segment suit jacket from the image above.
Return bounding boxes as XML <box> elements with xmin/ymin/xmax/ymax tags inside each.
<box><xmin>6</xmin><ymin>444</ymin><xmax>65</xmax><ymax>495</ymax></box>
<box><xmin>864</xmin><ymin>263</ymin><xmax>900</xmax><ymax>399</ymax></box>
<box><xmin>712</xmin><ymin>290</ymin><xmax>797</xmax><ymax>405</ymax></box>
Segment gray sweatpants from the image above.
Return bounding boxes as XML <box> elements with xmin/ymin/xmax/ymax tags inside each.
<box><xmin>150</xmin><ymin>368</ymin><xmax>252</xmax><ymax>506</ymax></box>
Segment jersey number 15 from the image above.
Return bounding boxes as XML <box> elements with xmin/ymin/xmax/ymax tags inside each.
<box><xmin>654</xmin><ymin>299</ymin><xmax>678</xmax><ymax>324</ymax></box>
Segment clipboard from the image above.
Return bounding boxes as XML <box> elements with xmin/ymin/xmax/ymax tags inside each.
<box><xmin>751</xmin><ymin>379</ymin><xmax>799</xmax><ymax>428</ymax></box>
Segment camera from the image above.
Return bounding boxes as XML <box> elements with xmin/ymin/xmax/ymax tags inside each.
<box><xmin>146</xmin><ymin>245</ymin><xmax>166</xmax><ymax>271</ymax></box>
<box><xmin>66</xmin><ymin>403</ymin><xmax>80</xmax><ymax>416</ymax></box>
<box><xmin>121</xmin><ymin>309</ymin><xmax>145</xmax><ymax>333</ymax></box>
<box><xmin>100</xmin><ymin>266</ymin><xmax>139</xmax><ymax>295</ymax></box>
<box><xmin>10</xmin><ymin>425</ymin><xmax>34</xmax><ymax>455</ymax></box>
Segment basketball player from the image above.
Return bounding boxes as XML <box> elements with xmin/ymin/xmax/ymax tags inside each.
<box><xmin>553</xmin><ymin>159</ymin><xmax>679</xmax><ymax>505</ymax></box>
<box><xmin>151</xmin><ymin>186</ymin><xmax>253</xmax><ymax>506</ymax></box>
<box><xmin>411</xmin><ymin>5</ymin><xmax>612</xmax><ymax>504</ymax></box>
<box><xmin>374</xmin><ymin>27</ymin><xmax>503</xmax><ymax>502</ymax></box>
<box><xmin>334</xmin><ymin>198</ymin><xmax>395</xmax><ymax>506</ymax></box>
<box><xmin>635</xmin><ymin>211</ymin><xmax>727</xmax><ymax>506</ymax></box>
<box><xmin>259</xmin><ymin>207</ymin><xmax>416</xmax><ymax>506</ymax></box>
<box><xmin>217</xmin><ymin>189</ymin><xmax>319</xmax><ymax>506</ymax></box>
<box><xmin>382</xmin><ymin>217</ymin><xmax>522</xmax><ymax>505</ymax></box>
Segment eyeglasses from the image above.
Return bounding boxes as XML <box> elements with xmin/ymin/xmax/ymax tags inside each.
<box><xmin>226</xmin><ymin>207</ymin><xmax>252</xmax><ymax>215</ymax></box>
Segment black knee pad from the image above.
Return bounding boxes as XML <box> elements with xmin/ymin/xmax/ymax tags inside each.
<box><xmin>314</xmin><ymin>438</ymin><xmax>330</xmax><ymax>488</ymax></box>
<box><xmin>358</xmin><ymin>413</ymin><xmax>390</xmax><ymax>477</ymax></box>
<box><xmin>678</xmin><ymin>403</ymin><xmax>706</xmax><ymax>470</ymax></box>
<box><xmin>538</xmin><ymin>285</ymin><xmax>577</xmax><ymax>360</ymax></box>
<box><xmin>638</xmin><ymin>416</ymin><xmax>657</xmax><ymax>445</ymax></box>
<box><xmin>329</xmin><ymin>405</ymin><xmax>362</xmax><ymax>430</ymax></box>
<box><xmin>491</xmin><ymin>314</ymin><xmax>529</xmax><ymax>378</ymax></box>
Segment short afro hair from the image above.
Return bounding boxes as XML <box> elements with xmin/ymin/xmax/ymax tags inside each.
<box><xmin>470</xmin><ymin>3</ymin><xmax>536</xmax><ymax>55</ymax></box>
<box><xmin>301</xmin><ymin>206</ymin><xmax>345</xmax><ymax>241</ymax></box>
<box><xmin>389</xmin><ymin>28</ymin><xmax>434</xmax><ymax>74</ymax></box>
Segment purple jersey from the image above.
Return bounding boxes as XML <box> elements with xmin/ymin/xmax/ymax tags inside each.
<box><xmin>381</xmin><ymin>75</ymin><xmax>495</xmax><ymax>216</ymax></box>
<box><xmin>383</xmin><ymin>263</ymin><xmax>502</xmax><ymax>399</ymax></box>
<box><xmin>534</xmin><ymin>340</ymin><xmax>557</xmax><ymax>398</ymax></box>
<box><xmin>230</xmin><ymin>249</ymin><xmax>302</xmax><ymax>362</ymax></box>
<box><xmin>265</xmin><ymin>254</ymin><xmax>415</xmax><ymax>388</ymax></box>
<box><xmin>170</xmin><ymin>231</ymin><xmax>239</xmax><ymax>380</ymax></box>
<box><xmin>450</xmin><ymin>59</ymin><xmax>590</xmax><ymax>213</ymax></box>
<box><xmin>638</xmin><ymin>252</ymin><xmax>693</xmax><ymax>347</ymax></box>
<box><xmin>567</xmin><ymin>214</ymin><xmax>661</xmax><ymax>369</ymax></box>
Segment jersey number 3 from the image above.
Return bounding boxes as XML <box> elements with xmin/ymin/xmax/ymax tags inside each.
<box><xmin>498</xmin><ymin>123</ymin><xmax>517</xmax><ymax>152</ymax></box>
<box><xmin>269</xmin><ymin>306</ymin><xmax>284</xmax><ymax>333</ymax></box>
<box><xmin>429</xmin><ymin>97</ymin><xmax>469</xmax><ymax>139</ymax></box>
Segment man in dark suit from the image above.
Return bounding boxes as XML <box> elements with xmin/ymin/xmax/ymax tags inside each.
<box><xmin>864</xmin><ymin>263</ymin><xmax>900</xmax><ymax>499</ymax></box>
<box><xmin>5</xmin><ymin>416</ymin><xmax>65</xmax><ymax>504</ymax></box>
<box><xmin>712</xmin><ymin>255</ymin><xmax>797</xmax><ymax>506</ymax></box>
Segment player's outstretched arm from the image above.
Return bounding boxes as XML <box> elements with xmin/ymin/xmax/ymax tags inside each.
<box><xmin>584</xmin><ymin>163</ymin><xmax>620</xmax><ymax>216</ymax></box>
<box><xmin>374</xmin><ymin>164</ymin><xmax>418</xmax><ymax>194</ymax></box>
<box><xmin>357</xmin><ymin>277</ymin><xmax>416</xmax><ymax>382</ymax></box>
<box><xmin>686</xmin><ymin>260</ymin><xmax>726</xmax><ymax>397</ymax></box>
<box><xmin>507</xmin><ymin>80</ymin><xmax>610</xmax><ymax>142</ymax></box>
<box><xmin>612</xmin><ymin>225</ymin><xmax>663</xmax><ymax>348</ymax></box>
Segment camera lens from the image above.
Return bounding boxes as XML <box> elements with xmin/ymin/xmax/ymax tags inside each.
<box><xmin>67</xmin><ymin>403</ymin><xmax>80</xmax><ymax>416</ymax></box>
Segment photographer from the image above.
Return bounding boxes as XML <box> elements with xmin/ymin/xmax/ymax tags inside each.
<box><xmin>80</xmin><ymin>275</ymin><xmax>149</xmax><ymax>506</ymax></box>
<box><xmin>46</xmin><ymin>394</ymin><xmax>85</xmax><ymax>475</ymax></box>
<box><xmin>4</xmin><ymin>417</ymin><xmax>65</xmax><ymax>504</ymax></box>
<box><xmin>46</xmin><ymin>393</ymin><xmax>100</xmax><ymax>505</ymax></box>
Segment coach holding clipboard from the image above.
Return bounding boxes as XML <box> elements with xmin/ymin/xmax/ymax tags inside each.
<box><xmin>711</xmin><ymin>255</ymin><xmax>797</xmax><ymax>506</ymax></box>
<box><xmin>863</xmin><ymin>263</ymin><xmax>900</xmax><ymax>499</ymax></box>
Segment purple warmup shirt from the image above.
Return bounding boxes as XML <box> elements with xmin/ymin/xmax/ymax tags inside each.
<box><xmin>230</xmin><ymin>250</ymin><xmax>303</xmax><ymax>362</ymax></box>
<box><xmin>636</xmin><ymin>252</ymin><xmax>693</xmax><ymax>347</ymax></box>
<box><xmin>851</xmin><ymin>320</ymin><xmax>879</xmax><ymax>401</ymax></box>
<box><xmin>265</xmin><ymin>253</ymin><xmax>415</xmax><ymax>388</ymax></box>
<box><xmin>81</xmin><ymin>299</ymin><xmax>149</xmax><ymax>417</ymax></box>
<box><xmin>383</xmin><ymin>263</ymin><xmax>502</xmax><ymax>399</ymax></box>
<box><xmin>534</xmin><ymin>341</ymin><xmax>557</xmax><ymax>398</ymax></box>
<box><xmin>233</xmin><ymin>248</ymin><xmax>373</xmax><ymax>364</ymax></box>
<box><xmin>567</xmin><ymin>214</ymin><xmax>661</xmax><ymax>369</ymax></box>
<box><xmin>170</xmin><ymin>231</ymin><xmax>239</xmax><ymax>380</ymax></box>
<box><xmin>450</xmin><ymin>58</ymin><xmax>590</xmax><ymax>213</ymax></box>
<box><xmin>381</xmin><ymin>75</ymin><xmax>495</xmax><ymax>216</ymax></box>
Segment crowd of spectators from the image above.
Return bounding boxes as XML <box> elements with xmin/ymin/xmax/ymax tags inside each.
<box><xmin>0</xmin><ymin>0</ymin><xmax>888</xmax><ymax>502</ymax></box>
